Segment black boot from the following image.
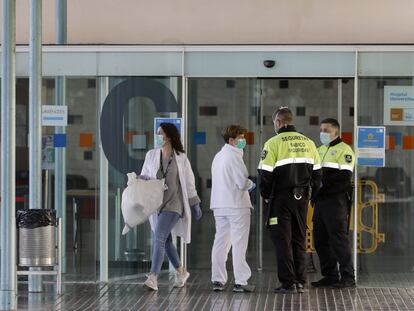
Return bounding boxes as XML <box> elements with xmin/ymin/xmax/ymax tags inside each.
<box><xmin>332</xmin><ymin>278</ymin><xmax>356</xmax><ymax>288</ymax></box>
<box><xmin>274</xmin><ymin>284</ymin><xmax>297</xmax><ymax>294</ymax></box>
<box><xmin>311</xmin><ymin>277</ymin><xmax>339</xmax><ymax>288</ymax></box>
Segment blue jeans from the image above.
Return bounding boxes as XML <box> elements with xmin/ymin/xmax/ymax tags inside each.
<box><xmin>150</xmin><ymin>211</ymin><xmax>181</xmax><ymax>274</ymax></box>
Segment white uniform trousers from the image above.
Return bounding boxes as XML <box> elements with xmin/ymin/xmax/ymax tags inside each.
<box><xmin>211</xmin><ymin>213</ymin><xmax>251</xmax><ymax>285</ymax></box>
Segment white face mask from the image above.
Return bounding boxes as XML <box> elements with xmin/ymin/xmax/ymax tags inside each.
<box><xmin>320</xmin><ymin>132</ymin><xmax>332</xmax><ymax>146</ymax></box>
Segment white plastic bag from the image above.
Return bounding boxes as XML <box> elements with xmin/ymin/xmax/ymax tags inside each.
<box><xmin>121</xmin><ymin>172</ymin><xmax>164</xmax><ymax>235</ymax></box>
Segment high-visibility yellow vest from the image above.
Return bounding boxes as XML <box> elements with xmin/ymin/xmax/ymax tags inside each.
<box><xmin>318</xmin><ymin>141</ymin><xmax>355</xmax><ymax>173</ymax></box>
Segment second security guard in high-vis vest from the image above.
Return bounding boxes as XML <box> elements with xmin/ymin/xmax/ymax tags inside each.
<box><xmin>258</xmin><ymin>107</ymin><xmax>321</xmax><ymax>294</ymax></box>
<box><xmin>311</xmin><ymin>118</ymin><xmax>356</xmax><ymax>289</ymax></box>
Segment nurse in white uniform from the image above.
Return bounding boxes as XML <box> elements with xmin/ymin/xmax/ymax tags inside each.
<box><xmin>210</xmin><ymin>125</ymin><xmax>256</xmax><ymax>293</ymax></box>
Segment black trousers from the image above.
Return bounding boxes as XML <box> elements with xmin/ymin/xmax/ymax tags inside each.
<box><xmin>313</xmin><ymin>193</ymin><xmax>354</xmax><ymax>280</ymax></box>
<box><xmin>268</xmin><ymin>192</ymin><xmax>308</xmax><ymax>286</ymax></box>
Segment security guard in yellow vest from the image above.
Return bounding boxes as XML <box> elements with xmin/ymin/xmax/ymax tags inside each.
<box><xmin>311</xmin><ymin>118</ymin><xmax>356</xmax><ymax>289</ymax></box>
<box><xmin>258</xmin><ymin>107</ymin><xmax>321</xmax><ymax>294</ymax></box>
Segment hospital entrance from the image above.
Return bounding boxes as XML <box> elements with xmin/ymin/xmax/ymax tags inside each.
<box><xmin>186</xmin><ymin>78</ymin><xmax>355</xmax><ymax>275</ymax></box>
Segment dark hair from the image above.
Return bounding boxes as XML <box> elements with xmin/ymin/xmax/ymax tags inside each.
<box><xmin>160</xmin><ymin>122</ymin><xmax>185</xmax><ymax>154</ymax></box>
<box><xmin>221</xmin><ymin>125</ymin><xmax>247</xmax><ymax>143</ymax></box>
<box><xmin>321</xmin><ymin>118</ymin><xmax>340</xmax><ymax>131</ymax></box>
<box><xmin>272</xmin><ymin>106</ymin><xmax>293</xmax><ymax>124</ymax></box>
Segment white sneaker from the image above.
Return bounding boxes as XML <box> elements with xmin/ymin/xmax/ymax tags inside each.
<box><xmin>173</xmin><ymin>268</ymin><xmax>190</xmax><ymax>288</ymax></box>
<box><xmin>143</xmin><ymin>273</ymin><xmax>158</xmax><ymax>291</ymax></box>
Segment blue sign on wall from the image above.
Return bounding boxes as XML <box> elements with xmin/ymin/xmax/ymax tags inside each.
<box><xmin>53</xmin><ymin>133</ymin><xmax>67</xmax><ymax>148</ymax></box>
<box><xmin>154</xmin><ymin>118</ymin><xmax>182</xmax><ymax>134</ymax></box>
<box><xmin>357</xmin><ymin>126</ymin><xmax>385</xmax><ymax>167</ymax></box>
<box><xmin>195</xmin><ymin>132</ymin><xmax>206</xmax><ymax>145</ymax></box>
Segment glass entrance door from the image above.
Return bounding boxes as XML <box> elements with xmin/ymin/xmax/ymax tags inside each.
<box><xmin>103</xmin><ymin>76</ymin><xmax>182</xmax><ymax>279</ymax></box>
<box><xmin>187</xmin><ymin>78</ymin><xmax>260</xmax><ymax>269</ymax></box>
<box><xmin>259</xmin><ymin>78</ymin><xmax>343</xmax><ymax>271</ymax></box>
<box><xmin>186</xmin><ymin>77</ymin><xmax>354</xmax><ymax>275</ymax></box>
<box><xmin>186</xmin><ymin>78</ymin><xmax>261</xmax><ymax>270</ymax></box>
<box><xmin>357</xmin><ymin>76</ymin><xmax>414</xmax><ymax>286</ymax></box>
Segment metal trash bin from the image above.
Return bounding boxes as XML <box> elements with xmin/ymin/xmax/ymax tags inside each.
<box><xmin>17</xmin><ymin>209</ymin><xmax>57</xmax><ymax>266</ymax></box>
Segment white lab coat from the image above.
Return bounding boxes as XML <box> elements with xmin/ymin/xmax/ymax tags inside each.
<box><xmin>210</xmin><ymin>144</ymin><xmax>253</xmax><ymax>213</ymax></box>
<box><xmin>210</xmin><ymin>144</ymin><xmax>253</xmax><ymax>285</ymax></box>
<box><xmin>140</xmin><ymin>148</ymin><xmax>198</xmax><ymax>244</ymax></box>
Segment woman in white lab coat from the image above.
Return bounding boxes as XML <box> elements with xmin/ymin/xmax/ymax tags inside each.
<box><xmin>210</xmin><ymin>125</ymin><xmax>256</xmax><ymax>293</ymax></box>
<box><xmin>140</xmin><ymin>122</ymin><xmax>202</xmax><ymax>291</ymax></box>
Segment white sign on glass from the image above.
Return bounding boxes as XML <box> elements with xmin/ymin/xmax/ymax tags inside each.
<box><xmin>42</xmin><ymin>105</ymin><xmax>68</xmax><ymax>126</ymax></box>
<box><xmin>384</xmin><ymin>86</ymin><xmax>414</xmax><ymax>126</ymax></box>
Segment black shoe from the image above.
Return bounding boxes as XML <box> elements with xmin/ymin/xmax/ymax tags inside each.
<box><xmin>311</xmin><ymin>277</ymin><xmax>339</xmax><ymax>288</ymax></box>
<box><xmin>233</xmin><ymin>284</ymin><xmax>254</xmax><ymax>293</ymax></box>
<box><xmin>212</xmin><ymin>281</ymin><xmax>225</xmax><ymax>292</ymax></box>
<box><xmin>332</xmin><ymin>278</ymin><xmax>356</xmax><ymax>288</ymax></box>
<box><xmin>296</xmin><ymin>283</ymin><xmax>305</xmax><ymax>294</ymax></box>
<box><xmin>274</xmin><ymin>284</ymin><xmax>296</xmax><ymax>294</ymax></box>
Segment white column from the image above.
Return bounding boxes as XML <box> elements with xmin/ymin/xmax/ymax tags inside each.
<box><xmin>0</xmin><ymin>0</ymin><xmax>17</xmax><ymax>309</ymax></box>
<box><xmin>28</xmin><ymin>0</ymin><xmax>43</xmax><ymax>293</ymax></box>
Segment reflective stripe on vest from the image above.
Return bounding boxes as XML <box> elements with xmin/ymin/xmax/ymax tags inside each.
<box><xmin>257</xmin><ymin>163</ymin><xmax>274</xmax><ymax>172</ymax></box>
<box><xmin>269</xmin><ymin>217</ymin><xmax>278</xmax><ymax>225</ymax></box>
<box><xmin>318</xmin><ymin>141</ymin><xmax>355</xmax><ymax>173</ymax></box>
<box><xmin>259</xmin><ymin>157</ymin><xmax>321</xmax><ymax>171</ymax></box>
<box><xmin>321</xmin><ymin>161</ymin><xmax>353</xmax><ymax>171</ymax></box>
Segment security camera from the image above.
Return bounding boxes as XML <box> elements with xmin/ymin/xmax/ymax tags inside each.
<box><xmin>263</xmin><ymin>60</ymin><xmax>276</xmax><ymax>68</ymax></box>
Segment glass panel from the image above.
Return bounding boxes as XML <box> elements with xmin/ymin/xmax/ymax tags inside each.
<box><xmin>358</xmin><ymin>76</ymin><xmax>414</xmax><ymax>286</ymax></box>
<box><xmin>104</xmin><ymin>77</ymin><xmax>182</xmax><ymax>279</ymax></box>
<box><xmin>341</xmin><ymin>79</ymin><xmax>355</xmax><ymax>145</ymax></box>
<box><xmin>64</xmin><ymin>78</ymin><xmax>98</xmax><ymax>281</ymax></box>
<box><xmin>15</xmin><ymin>78</ymin><xmax>99</xmax><ymax>282</ymax></box>
<box><xmin>16</xmin><ymin>79</ymin><xmax>30</xmax><ymax>212</ymax></box>
<box><xmin>260</xmin><ymin>78</ymin><xmax>345</xmax><ymax>270</ymax></box>
<box><xmin>187</xmin><ymin>78</ymin><xmax>348</xmax><ymax>273</ymax></box>
<box><xmin>187</xmin><ymin>78</ymin><xmax>261</xmax><ymax>269</ymax></box>
<box><xmin>260</xmin><ymin>79</ymin><xmax>340</xmax><ymax>143</ymax></box>
<box><xmin>42</xmin><ymin>78</ymin><xmax>99</xmax><ymax>282</ymax></box>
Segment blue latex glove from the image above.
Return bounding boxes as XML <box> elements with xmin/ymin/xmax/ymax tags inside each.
<box><xmin>191</xmin><ymin>203</ymin><xmax>202</xmax><ymax>221</ymax></box>
<box><xmin>248</xmin><ymin>182</ymin><xmax>256</xmax><ymax>192</ymax></box>
<box><xmin>138</xmin><ymin>175</ymin><xmax>150</xmax><ymax>180</ymax></box>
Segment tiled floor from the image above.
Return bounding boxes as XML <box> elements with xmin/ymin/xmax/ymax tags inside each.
<box><xmin>11</xmin><ymin>209</ymin><xmax>414</xmax><ymax>310</ymax></box>
<box><xmin>16</xmin><ymin>271</ymin><xmax>414</xmax><ymax>311</ymax></box>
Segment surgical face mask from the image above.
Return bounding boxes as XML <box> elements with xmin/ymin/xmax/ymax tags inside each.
<box><xmin>320</xmin><ymin>132</ymin><xmax>332</xmax><ymax>146</ymax></box>
<box><xmin>236</xmin><ymin>138</ymin><xmax>247</xmax><ymax>149</ymax></box>
<box><xmin>155</xmin><ymin>134</ymin><xmax>166</xmax><ymax>148</ymax></box>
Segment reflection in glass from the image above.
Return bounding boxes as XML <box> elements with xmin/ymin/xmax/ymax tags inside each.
<box><xmin>358</xmin><ymin>77</ymin><xmax>414</xmax><ymax>286</ymax></box>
